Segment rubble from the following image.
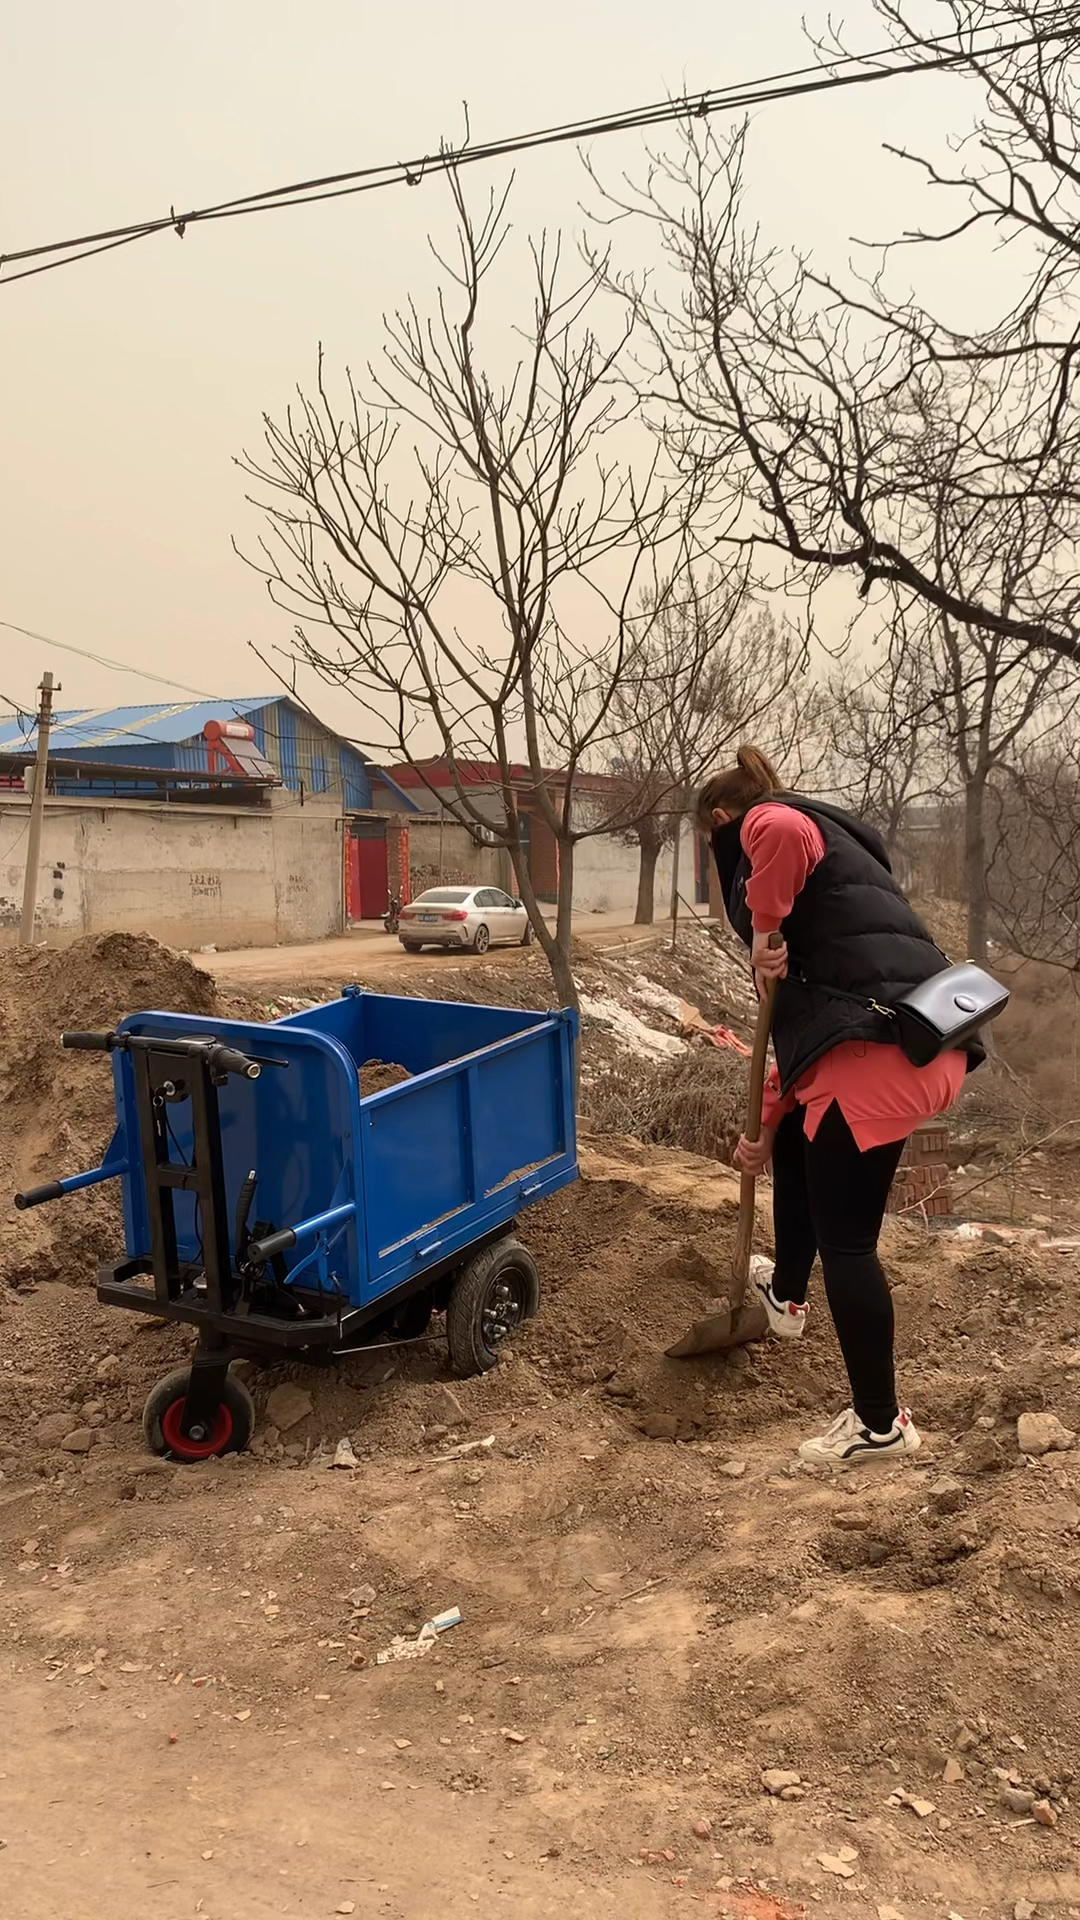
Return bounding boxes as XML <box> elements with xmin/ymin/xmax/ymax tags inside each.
<box><xmin>1017</xmin><ymin>1411</ymin><xmax>1076</xmax><ymax>1456</ymax></box>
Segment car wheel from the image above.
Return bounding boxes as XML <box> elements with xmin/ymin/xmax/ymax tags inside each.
<box><xmin>401</xmin><ymin>940</ymin><xmax>423</xmax><ymax>953</ymax></box>
<box><xmin>472</xmin><ymin>923</ymin><xmax>491</xmax><ymax>955</ymax></box>
<box><xmin>520</xmin><ymin>918</ymin><xmax>533</xmax><ymax>946</ymax></box>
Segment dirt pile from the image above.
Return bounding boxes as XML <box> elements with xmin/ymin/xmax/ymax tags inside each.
<box><xmin>0</xmin><ymin>933</ymin><xmax>237</xmax><ymax>1294</ymax></box>
<box><xmin>359</xmin><ymin>1059</ymin><xmax>412</xmax><ymax>1096</ymax></box>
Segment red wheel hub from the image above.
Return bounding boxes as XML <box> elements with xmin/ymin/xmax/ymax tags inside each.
<box><xmin>160</xmin><ymin>1396</ymin><xmax>234</xmax><ymax>1460</ymax></box>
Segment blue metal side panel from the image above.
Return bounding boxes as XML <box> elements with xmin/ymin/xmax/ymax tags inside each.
<box><xmin>107</xmin><ymin>990</ymin><xmax>578</xmax><ymax>1313</ymax></box>
<box><xmin>358</xmin><ymin>1016</ymin><xmax>577</xmax><ymax>1290</ymax></box>
<box><xmin>276</xmin><ymin>989</ymin><xmax>549</xmax><ymax>1076</ymax></box>
<box><xmin>277</xmin><ymin>703</ymin><xmax>300</xmax><ymax>789</ymax></box>
<box><xmin>173</xmin><ymin>738</ymin><xmax>213</xmax><ymax>772</ymax></box>
<box><xmin>340</xmin><ymin>746</ymin><xmax>372</xmax><ymax>811</ymax></box>
<box><xmin>310</xmin><ymin>751</ymin><xmax>329</xmax><ymax>794</ymax></box>
<box><xmin>114</xmin><ymin>1010</ymin><xmax>366</xmax><ymax>1301</ymax></box>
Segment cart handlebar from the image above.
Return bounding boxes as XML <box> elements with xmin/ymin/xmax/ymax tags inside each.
<box><xmin>246</xmin><ymin>1226</ymin><xmax>297</xmax><ymax>1265</ymax></box>
<box><xmin>15</xmin><ymin>1180</ymin><xmax>65</xmax><ymax>1210</ymax></box>
<box><xmin>60</xmin><ymin>1030</ymin><xmax>279</xmax><ymax>1082</ymax></box>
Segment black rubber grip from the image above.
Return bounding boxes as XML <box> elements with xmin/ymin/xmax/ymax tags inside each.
<box><xmin>210</xmin><ymin>1045</ymin><xmax>260</xmax><ymax>1080</ymax></box>
<box><xmin>246</xmin><ymin>1226</ymin><xmax>297</xmax><ymax>1266</ymax></box>
<box><xmin>15</xmin><ymin>1181</ymin><xmax>65</xmax><ymax>1210</ymax></box>
<box><xmin>61</xmin><ymin>1031</ymin><xmax>115</xmax><ymax>1051</ymax></box>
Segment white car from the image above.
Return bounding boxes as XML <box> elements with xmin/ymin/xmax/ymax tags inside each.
<box><xmin>398</xmin><ymin>886</ymin><xmax>534</xmax><ymax>954</ymax></box>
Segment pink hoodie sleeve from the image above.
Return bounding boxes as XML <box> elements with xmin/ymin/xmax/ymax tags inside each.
<box><xmin>741</xmin><ymin>803</ymin><xmax>825</xmax><ymax>933</ymax></box>
<box><xmin>760</xmin><ymin>1064</ymin><xmax>796</xmax><ymax>1135</ymax></box>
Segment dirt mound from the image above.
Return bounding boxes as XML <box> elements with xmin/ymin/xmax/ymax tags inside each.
<box><xmin>359</xmin><ymin>1058</ymin><xmax>411</xmax><ymax>1096</ymax></box>
<box><xmin>0</xmin><ymin>933</ymin><xmax>230</xmax><ymax>1295</ymax></box>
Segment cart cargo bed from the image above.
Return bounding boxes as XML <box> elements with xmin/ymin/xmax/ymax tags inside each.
<box><xmin>114</xmin><ymin>986</ymin><xmax>578</xmax><ymax>1306</ymax></box>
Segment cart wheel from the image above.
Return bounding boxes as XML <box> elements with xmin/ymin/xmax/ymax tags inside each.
<box><xmin>446</xmin><ymin>1238</ymin><xmax>541</xmax><ymax>1376</ymax></box>
<box><xmin>143</xmin><ymin>1367</ymin><xmax>256</xmax><ymax>1462</ymax></box>
<box><xmin>472</xmin><ymin>923</ymin><xmax>491</xmax><ymax>955</ymax></box>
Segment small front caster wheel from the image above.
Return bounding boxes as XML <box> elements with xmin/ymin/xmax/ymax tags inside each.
<box><xmin>446</xmin><ymin>1237</ymin><xmax>541</xmax><ymax>1377</ymax></box>
<box><xmin>143</xmin><ymin>1367</ymin><xmax>256</xmax><ymax>1462</ymax></box>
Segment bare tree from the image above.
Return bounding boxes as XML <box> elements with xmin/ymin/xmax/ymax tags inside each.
<box><xmin>239</xmin><ymin>170</ymin><xmax>715</xmax><ymax>1010</ymax></box>
<box><xmin>817</xmin><ymin>646</ymin><xmax>945</xmax><ymax>854</ymax></box>
<box><xmin>986</xmin><ymin>735</ymin><xmax>1080</xmax><ymax>969</ymax></box>
<box><xmin>590</xmin><ymin>4</ymin><xmax>1080</xmax><ymax>676</ymax></box>
<box><xmin>608</xmin><ymin>574</ymin><xmax>810</xmax><ymax>923</ymax></box>
<box><xmin>814</xmin><ymin>554</ymin><xmax>1075</xmax><ymax>962</ymax></box>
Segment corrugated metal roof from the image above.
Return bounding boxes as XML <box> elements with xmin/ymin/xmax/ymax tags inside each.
<box><xmin>0</xmin><ymin>694</ymin><xmax>422</xmax><ymax>811</ymax></box>
<box><xmin>0</xmin><ymin>696</ymin><xmax>272</xmax><ymax>753</ymax></box>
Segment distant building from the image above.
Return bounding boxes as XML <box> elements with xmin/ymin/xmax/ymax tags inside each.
<box><xmin>388</xmin><ymin>757</ymin><xmax>693</xmax><ymax>916</ymax></box>
<box><xmin>0</xmin><ymin>694</ymin><xmax>415</xmax><ymax>815</ymax></box>
<box><xmin>0</xmin><ymin>695</ymin><xmax>423</xmax><ymax>929</ymax></box>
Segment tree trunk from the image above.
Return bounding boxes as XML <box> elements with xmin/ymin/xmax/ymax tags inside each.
<box><xmin>555</xmin><ymin>837</ymin><xmax>575</xmax><ymax>985</ymax></box>
<box><xmin>963</xmin><ymin>776</ymin><xmax>990</xmax><ymax>965</ymax></box>
<box><xmin>635</xmin><ymin>832</ymin><xmax>661</xmax><ymax>924</ymax></box>
<box><xmin>550</xmin><ymin>837</ymin><xmax>581</xmax><ymax>1092</ymax></box>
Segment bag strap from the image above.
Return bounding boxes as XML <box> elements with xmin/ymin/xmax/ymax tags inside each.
<box><xmin>789</xmin><ymin>970</ymin><xmax>897</xmax><ymax>1022</ymax></box>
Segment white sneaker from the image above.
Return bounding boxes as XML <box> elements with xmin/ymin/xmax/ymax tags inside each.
<box><xmin>798</xmin><ymin>1407</ymin><xmax>921</xmax><ymax>1470</ymax></box>
<box><xmin>749</xmin><ymin>1256</ymin><xmax>808</xmax><ymax>1341</ymax></box>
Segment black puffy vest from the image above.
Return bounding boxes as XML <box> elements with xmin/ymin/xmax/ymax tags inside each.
<box><xmin>712</xmin><ymin>793</ymin><xmax>958</xmax><ymax>1095</ymax></box>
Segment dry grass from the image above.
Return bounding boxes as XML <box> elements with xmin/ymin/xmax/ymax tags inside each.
<box><xmin>581</xmin><ymin>1046</ymin><xmax>748</xmax><ymax>1162</ymax></box>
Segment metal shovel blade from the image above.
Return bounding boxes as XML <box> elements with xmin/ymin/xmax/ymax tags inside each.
<box><xmin>665</xmin><ymin>1294</ymin><xmax>769</xmax><ymax>1357</ymax></box>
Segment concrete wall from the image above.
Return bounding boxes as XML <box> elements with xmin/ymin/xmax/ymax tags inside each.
<box><xmin>0</xmin><ymin>792</ymin><xmax>343</xmax><ymax>949</ymax></box>
<box><xmin>569</xmin><ymin>799</ymin><xmax>696</xmax><ymax>917</ymax></box>
<box><xmin>404</xmin><ymin>794</ymin><xmax>697</xmax><ymax>916</ymax></box>
<box><xmin>407</xmin><ymin>818</ymin><xmax>506</xmax><ymax>894</ymax></box>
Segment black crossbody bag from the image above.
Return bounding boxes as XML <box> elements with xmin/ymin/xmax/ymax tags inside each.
<box><xmin>886</xmin><ymin>961</ymin><xmax>1010</xmax><ymax>1068</ymax></box>
<box><xmin>794</xmin><ymin>959</ymin><xmax>1010</xmax><ymax>1068</ymax></box>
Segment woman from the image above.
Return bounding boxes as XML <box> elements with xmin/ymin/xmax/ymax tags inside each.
<box><xmin>699</xmin><ymin>746</ymin><xmax>974</xmax><ymax>1468</ymax></box>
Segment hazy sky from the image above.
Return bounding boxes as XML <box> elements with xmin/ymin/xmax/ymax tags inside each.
<box><xmin>1</xmin><ymin>1</ymin><xmax>988</xmax><ymax>741</ymax></box>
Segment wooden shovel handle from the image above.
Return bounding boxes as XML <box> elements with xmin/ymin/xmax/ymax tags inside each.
<box><xmin>731</xmin><ymin>938</ymin><xmax>782</xmax><ymax>1306</ymax></box>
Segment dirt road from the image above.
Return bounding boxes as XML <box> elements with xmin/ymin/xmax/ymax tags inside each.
<box><xmin>2</xmin><ymin>1671</ymin><xmax>667</xmax><ymax>1920</ymax></box>
<box><xmin>191</xmin><ymin>916</ymin><xmax>668</xmax><ymax>991</ymax></box>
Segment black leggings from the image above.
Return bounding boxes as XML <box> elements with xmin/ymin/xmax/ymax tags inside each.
<box><xmin>770</xmin><ymin>1101</ymin><xmax>905</xmax><ymax>1432</ymax></box>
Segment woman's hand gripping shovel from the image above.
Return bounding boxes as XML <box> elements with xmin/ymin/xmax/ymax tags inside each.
<box><xmin>665</xmin><ymin>938</ymin><xmax>782</xmax><ymax>1358</ymax></box>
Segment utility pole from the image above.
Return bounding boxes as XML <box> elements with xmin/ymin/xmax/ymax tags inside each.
<box><xmin>19</xmin><ymin>670</ymin><xmax>57</xmax><ymax>945</ymax></box>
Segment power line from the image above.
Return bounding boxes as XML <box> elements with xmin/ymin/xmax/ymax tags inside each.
<box><xmin>3</xmin><ymin>17</ymin><xmax>1073</xmax><ymax>288</ymax></box>
<box><xmin>0</xmin><ymin>688</ymin><xmax>35</xmax><ymax>717</ymax></box>
<box><xmin>0</xmin><ymin>622</ymin><xmax>334</xmax><ymax>753</ymax></box>
<box><xmin>0</xmin><ymin>619</ymin><xmax>232</xmax><ymax>700</ymax></box>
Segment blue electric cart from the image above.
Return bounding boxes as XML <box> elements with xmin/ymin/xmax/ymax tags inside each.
<box><xmin>15</xmin><ymin>986</ymin><xmax>578</xmax><ymax>1460</ymax></box>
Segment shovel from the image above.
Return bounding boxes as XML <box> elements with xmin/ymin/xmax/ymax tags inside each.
<box><xmin>665</xmin><ymin>947</ymin><xmax>780</xmax><ymax>1358</ymax></box>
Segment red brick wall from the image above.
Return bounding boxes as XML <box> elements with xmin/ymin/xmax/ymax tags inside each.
<box><xmin>886</xmin><ymin>1123</ymin><xmax>953</xmax><ymax>1217</ymax></box>
<box><xmin>386</xmin><ymin>821</ymin><xmax>410</xmax><ymax>905</ymax></box>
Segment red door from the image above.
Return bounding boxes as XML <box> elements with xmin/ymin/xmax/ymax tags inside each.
<box><xmin>347</xmin><ymin>830</ymin><xmax>389</xmax><ymax>920</ymax></box>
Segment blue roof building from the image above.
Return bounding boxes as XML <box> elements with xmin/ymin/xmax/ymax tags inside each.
<box><xmin>0</xmin><ymin>695</ymin><xmax>418</xmax><ymax>814</ymax></box>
